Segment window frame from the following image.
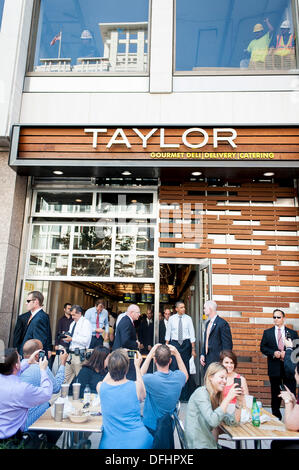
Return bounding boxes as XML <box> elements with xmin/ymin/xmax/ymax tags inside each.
<box><xmin>26</xmin><ymin>0</ymin><xmax>152</xmax><ymax>76</ymax></box>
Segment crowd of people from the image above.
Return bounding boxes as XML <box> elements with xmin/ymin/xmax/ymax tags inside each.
<box><xmin>1</xmin><ymin>290</ymin><xmax>299</xmax><ymax>450</ymax></box>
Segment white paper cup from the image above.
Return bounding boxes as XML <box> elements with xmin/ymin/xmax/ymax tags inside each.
<box><xmin>72</xmin><ymin>383</ymin><xmax>81</xmax><ymax>400</ymax></box>
<box><xmin>61</xmin><ymin>383</ymin><xmax>69</xmax><ymax>398</ymax></box>
<box><xmin>54</xmin><ymin>402</ymin><xmax>64</xmax><ymax>422</ymax></box>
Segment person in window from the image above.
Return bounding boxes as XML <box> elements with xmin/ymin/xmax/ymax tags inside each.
<box><xmin>274</xmin><ymin>20</ymin><xmax>295</xmax><ymax>57</ymax></box>
<box><xmin>75</xmin><ymin>346</ymin><xmax>109</xmax><ymax>398</ymax></box>
<box><xmin>246</xmin><ymin>18</ymin><xmax>274</xmax><ymax>67</ymax></box>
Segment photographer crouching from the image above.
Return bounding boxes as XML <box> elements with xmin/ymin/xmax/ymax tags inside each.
<box><xmin>63</xmin><ymin>305</ymin><xmax>92</xmax><ymax>384</ymax></box>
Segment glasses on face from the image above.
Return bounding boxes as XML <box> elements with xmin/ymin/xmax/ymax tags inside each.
<box><xmin>273</xmin><ymin>316</ymin><xmax>282</xmax><ymax>319</ymax></box>
<box><xmin>26</xmin><ymin>298</ymin><xmax>35</xmax><ymax>303</ymax></box>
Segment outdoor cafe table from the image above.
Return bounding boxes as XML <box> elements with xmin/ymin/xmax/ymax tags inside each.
<box><xmin>28</xmin><ymin>396</ymin><xmax>103</xmax><ymax>449</ymax></box>
<box><xmin>220</xmin><ymin>408</ymin><xmax>299</xmax><ymax>449</ymax></box>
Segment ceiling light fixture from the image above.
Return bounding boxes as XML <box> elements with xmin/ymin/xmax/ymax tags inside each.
<box><xmin>53</xmin><ymin>170</ymin><xmax>64</xmax><ymax>175</ymax></box>
<box><xmin>263</xmin><ymin>172</ymin><xmax>275</xmax><ymax>177</ymax></box>
<box><xmin>121</xmin><ymin>171</ymin><xmax>132</xmax><ymax>176</ymax></box>
<box><xmin>191</xmin><ymin>171</ymin><xmax>202</xmax><ymax>176</ymax></box>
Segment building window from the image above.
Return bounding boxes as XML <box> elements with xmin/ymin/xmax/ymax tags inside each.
<box><xmin>0</xmin><ymin>0</ymin><xmax>4</xmax><ymax>30</ymax></box>
<box><xmin>31</xmin><ymin>0</ymin><xmax>149</xmax><ymax>74</ymax></box>
<box><xmin>175</xmin><ymin>0</ymin><xmax>297</xmax><ymax>73</ymax></box>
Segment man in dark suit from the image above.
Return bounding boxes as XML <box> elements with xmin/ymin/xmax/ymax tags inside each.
<box><xmin>200</xmin><ymin>300</ymin><xmax>233</xmax><ymax>373</ymax></box>
<box><xmin>260</xmin><ymin>308</ymin><xmax>298</xmax><ymax>419</ymax></box>
<box><xmin>13</xmin><ymin>311</ymin><xmax>31</xmax><ymax>352</ymax></box>
<box><xmin>113</xmin><ymin>304</ymin><xmax>140</xmax><ymax>380</ymax></box>
<box><xmin>19</xmin><ymin>291</ymin><xmax>52</xmax><ymax>359</ymax></box>
<box><xmin>159</xmin><ymin>308</ymin><xmax>171</xmax><ymax>344</ymax></box>
<box><xmin>139</xmin><ymin>308</ymin><xmax>154</xmax><ymax>354</ymax></box>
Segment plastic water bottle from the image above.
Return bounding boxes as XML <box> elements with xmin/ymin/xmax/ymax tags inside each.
<box><xmin>251</xmin><ymin>397</ymin><xmax>260</xmax><ymax>427</ymax></box>
<box><xmin>83</xmin><ymin>384</ymin><xmax>91</xmax><ymax>405</ymax></box>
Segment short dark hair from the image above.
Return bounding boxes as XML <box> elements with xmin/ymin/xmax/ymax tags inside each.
<box><xmin>175</xmin><ymin>300</ymin><xmax>184</xmax><ymax>308</ymax></box>
<box><xmin>219</xmin><ymin>350</ymin><xmax>238</xmax><ymax>368</ymax></box>
<box><xmin>273</xmin><ymin>309</ymin><xmax>285</xmax><ymax>317</ymax></box>
<box><xmin>71</xmin><ymin>305</ymin><xmax>84</xmax><ymax>316</ymax></box>
<box><xmin>108</xmin><ymin>349</ymin><xmax>129</xmax><ymax>381</ymax></box>
<box><xmin>0</xmin><ymin>348</ymin><xmax>19</xmax><ymax>375</ymax></box>
<box><xmin>64</xmin><ymin>303</ymin><xmax>71</xmax><ymax>309</ymax></box>
<box><xmin>28</xmin><ymin>291</ymin><xmax>44</xmax><ymax>306</ymax></box>
<box><xmin>95</xmin><ymin>299</ymin><xmax>105</xmax><ymax>307</ymax></box>
<box><xmin>155</xmin><ymin>344</ymin><xmax>171</xmax><ymax>367</ymax></box>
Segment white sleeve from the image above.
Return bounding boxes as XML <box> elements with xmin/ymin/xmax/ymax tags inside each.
<box><xmin>188</xmin><ymin>317</ymin><xmax>196</xmax><ymax>343</ymax></box>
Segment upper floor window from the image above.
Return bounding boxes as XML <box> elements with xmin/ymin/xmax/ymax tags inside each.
<box><xmin>31</xmin><ymin>0</ymin><xmax>149</xmax><ymax>74</ymax></box>
<box><xmin>175</xmin><ymin>0</ymin><xmax>297</xmax><ymax>73</ymax></box>
<box><xmin>0</xmin><ymin>0</ymin><xmax>4</xmax><ymax>30</ymax></box>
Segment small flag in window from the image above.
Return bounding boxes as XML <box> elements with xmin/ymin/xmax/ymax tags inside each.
<box><xmin>50</xmin><ymin>32</ymin><xmax>62</xmax><ymax>46</ymax></box>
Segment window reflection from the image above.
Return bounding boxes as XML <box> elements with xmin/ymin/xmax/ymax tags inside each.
<box><xmin>31</xmin><ymin>225</ymin><xmax>71</xmax><ymax>250</ymax></box>
<box><xmin>97</xmin><ymin>193</ymin><xmax>153</xmax><ymax>215</ymax></box>
<box><xmin>71</xmin><ymin>255</ymin><xmax>111</xmax><ymax>276</ymax></box>
<box><xmin>33</xmin><ymin>0</ymin><xmax>149</xmax><ymax>73</ymax></box>
<box><xmin>114</xmin><ymin>254</ymin><xmax>154</xmax><ymax>277</ymax></box>
<box><xmin>29</xmin><ymin>254</ymin><xmax>68</xmax><ymax>276</ymax></box>
<box><xmin>116</xmin><ymin>226</ymin><xmax>154</xmax><ymax>251</ymax></box>
<box><xmin>73</xmin><ymin>226</ymin><xmax>112</xmax><ymax>250</ymax></box>
<box><xmin>176</xmin><ymin>0</ymin><xmax>296</xmax><ymax>72</ymax></box>
<box><xmin>0</xmin><ymin>0</ymin><xmax>4</xmax><ymax>30</ymax></box>
<box><xmin>35</xmin><ymin>193</ymin><xmax>92</xmax><ymax>214</ymax></box>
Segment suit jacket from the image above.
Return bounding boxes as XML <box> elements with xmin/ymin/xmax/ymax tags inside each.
<box><xmin>19</xmin><ymin>310</ymin><xmax>52</xmax><ymax>356</ymax></box>
<box><xmin>201</xmin><ymin>316</ymin><xmax>233</xmax><ymax>366</ymax></box>
<box><xmin>138</xmin><ymin>318</ymin><xmax>154</xmax><ymax>350</ymax></box>
<box><xmin>159</xmin><ymin>320</ymin><xmax>167</xmax><ymax>344</ymax></box>
<box><xmin>13</xmin><ymin>311</ymin><xmax>31</xmax><ymax>351</ymax></box>
<box><xmin>112</xmin><ymin>315</ymin><xmax>138</xmax><ymax>351</ymax></box>
<box><xmin>260</xmin><ymin>326</ymin><xmax>298</xmax><ymax>377</ymax></box>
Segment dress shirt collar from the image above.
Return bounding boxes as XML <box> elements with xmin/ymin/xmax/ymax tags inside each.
<box><xmin>275</xmin><ymin>325</ymin><xmax>285</xmax><ymax>333</ymax></box>
<box><xmin>31</xmin><ymin>308</ymin><xmax>42</xmax><ymax>318</ymax></box>
<box><xmin>208</xmin><ymin>314</ymin><xmax>218</xmax><ymax>326</ymax></box>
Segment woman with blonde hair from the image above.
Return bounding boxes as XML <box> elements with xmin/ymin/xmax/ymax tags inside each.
<box><xmin>184</xmin><ymin>362</ymin><xmax>243</xmax><ymax>449</ymax></box>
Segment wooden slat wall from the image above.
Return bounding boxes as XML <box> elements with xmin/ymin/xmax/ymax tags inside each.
<box><xmin>159</xmin><ymin>181</ymin><xmax>299</xmax><ymax>404</ymax></box>
<box><xmin>17</xmin><ymin>127</ymin><xmax>299</xmax><ymax>160</ymax></box>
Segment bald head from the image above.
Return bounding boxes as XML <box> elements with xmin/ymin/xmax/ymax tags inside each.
<box><xmin>23</xmin><ymin>339</ymin><xmax>43</xmax><ymax>358</ymax></box>
<box><xmin>127</xmin><ymin>304</ymin><xmax>141</xmax><ymax>322</ymax></box>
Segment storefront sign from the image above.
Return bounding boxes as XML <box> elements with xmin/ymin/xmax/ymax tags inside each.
<box><xmin>10</xmin><ymin>125</ymin><xmax>299</xmax><ymax>165</ymax></box>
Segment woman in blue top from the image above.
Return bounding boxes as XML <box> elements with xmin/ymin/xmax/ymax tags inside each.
<box><xmin>97</xmin><ymin>348</ymin><xmax>153</xmax><ymax>449</ymax></box>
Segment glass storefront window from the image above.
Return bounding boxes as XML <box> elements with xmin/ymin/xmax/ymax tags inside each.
<box><xmin>176</xmin><ymin>0</ymin><xmax>297</xmax><ymax>73</ymax></box>
<box><xmin>97</xmin><ymin>193</ymin><xmax>153</xmax><ymax>216</ymax></box>
<box><xmin>114</xmin><ymin>254</ymin><xmax>154</xmax><ymax>278</ymax></box>
<box><xmin>31</xmin><ymin>225</ymin><xmax>71</xmax><ymax>250</ymax></box>
<box><xmin>32</xmin><ymin>0</ymin><xmax>149</xmax><ymax>74</ymax></box>
<box><xmin>29</xmin><ymin>254</ymin><xmax>69</xmax><ymax>276</ymax></box>
<box><xmin>116</xmin><ymin>226</ymin><xmax>154</xmax><ymax>251</ymax></box>
<box><xmin>73</xmin><ymin>226</ymin><xmax>112</xmax><ymax>250</ymax></box>
<box><xmin>35</xmin><ymin>192</ymin><xmax>92</xmax><ymax>214</ymax></box>
<box><xmin>71</xmin><ymin>254</ymin><xmax>111</xmax><ymax>276</ymax></box>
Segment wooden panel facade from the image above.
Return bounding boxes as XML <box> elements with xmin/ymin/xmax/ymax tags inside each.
<box><xmin>17</xmin><ymin>126</ymin><xmax>299</xmax><ymax>161</ymax></box>
<box><xmin>159</xmin><ymin>181</ymin><xmax>299</xmax><ymax>404</ymax></box>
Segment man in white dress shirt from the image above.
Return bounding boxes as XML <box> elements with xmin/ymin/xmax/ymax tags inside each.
<box><xmin>165</xmin><ymin>301</ymin><xmax>196</xmax><ymax>400</ymax></box>
<box><xmin>63</xmin><ymin>305</ymin><xmax>92</xmax><ymax>384</ymax></box>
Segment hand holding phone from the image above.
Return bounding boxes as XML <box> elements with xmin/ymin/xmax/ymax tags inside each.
<box><xmin>280</xmin><ymin>384</ymin><xmax>286</xmax><ymax>392</ymax></box>
<box><xmin>38</xmin><ymin>350</ymin><xmax>46</xmax><ymax>360</ymax></box>
<box><xmin>234</xmin><ymin>377</ymin><xmax>242</xmax><ymax>388</ymax></box>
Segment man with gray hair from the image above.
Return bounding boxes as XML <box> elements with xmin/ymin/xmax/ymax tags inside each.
<box><xmin>113</xmin><ymin>304</ymin><xmax>141</xmax><ymax>380</ymax></box>
<box><xmin>200</xmin><ymin>300</ymin><xmax>233</xmax><ymax>371</ymax></box>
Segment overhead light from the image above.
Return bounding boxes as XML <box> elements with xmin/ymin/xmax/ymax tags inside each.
<box><xmin>192</xmin><ymin>171</ymin><xmax>202</xmax><ymax>176</ymax></box>
<box><xmin>131</xmin><ymin>200</ymin><xmax>137</xmax><ymax>203</ymax></box>
<box><xmin>75</xmin><ymin>199</ymin><xmax>82</xmax><ymax>203</ymax></box>
<box><xmin>80</xmin><ymin>29</ymin><xmax>93</xmax><ymax>39</ymax></box>
<box><xmin>122</xmin><ymin>171</ymin><xmax>131</xmax><ymax>176</ymax></box>
<box><xmin>53</xmin><ymin>170</ymin><xmax>64</xmax><ymax>175</ymax></box>
<box><xmin>263</xmin><ymin>172</ymin><xmax>275</xmax><ymax>177</ymax></box>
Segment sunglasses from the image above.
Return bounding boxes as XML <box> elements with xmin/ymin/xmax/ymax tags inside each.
<box><xmin>26</xmin><ymin>298</ymin><xmax>36</xmax><ymax>303</ymax></box>
<box><xmin>273</xmin><ymin>316</ymin><xmax>282</xmax><ymax>319</ymax></box>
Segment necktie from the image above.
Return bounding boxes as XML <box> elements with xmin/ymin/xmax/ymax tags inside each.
<box><xmin>178</xmin><ymin>316</ymin><xmax>183</xmax><ymax>345</ymax></box>
<box><xmin>277</xmin><ymin>328</ymin><xmax>284</xmax><ymax>351</ymax></box>
<box><xmin>96</xmin><ymin>312</ymin><xmax>100</xmax><ymax>339</ymax></box>
<box><xmin>70</xmin><ymin>321</ymin><xmax>77</xmax><ymax>337</ymax></box>
<box><xmin>205</xmin><ymin>321</ymin><xmax>213</xmax><ymax>355</ymax></box>
<box><xmin>27</xmin><ymin>314</ymin><xmax>33</xmax><ymax>326</ymax></box>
